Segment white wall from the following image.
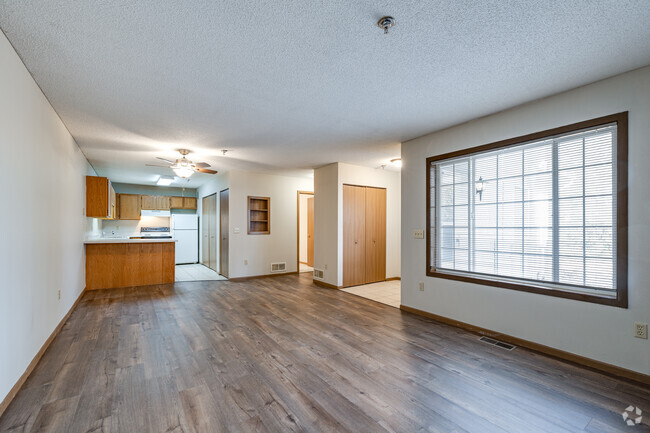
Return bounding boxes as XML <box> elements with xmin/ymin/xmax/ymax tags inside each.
<box><xmin>314</xmin><ymin>163</ymin><xmax>341</xmax><ymax>285</ymax></box>
<box><xmin>401</xmin><ymin>66</ymin><xmax>650</xmax><ymax>375</ymax></box>
<box><xmin>298</xmin><ymin>193</ymin><xmax>311</xmax><ymax>263</ymax></box>
<box><xmin>228</xmin><ymin>171</ymin><xmax>313</xmax><ymax>278</ymax></box>
<box><xmin>314</xmin><ymin>162</ymin><xmax>401</xmax><ymax>287</ymax></box>
<box><xmin>0</xmin><ymin>32</ymin><xmax>99</xmax><ymax>403</ymax></box>
<box><xmin>196</xmin><ymin>171</ymin><xmax>313</xmax><ymax>278</ymax></box>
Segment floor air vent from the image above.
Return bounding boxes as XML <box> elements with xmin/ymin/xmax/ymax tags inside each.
<box><xmin>271</xmin><ymin>262</ymin><xmax>286</xmax><ymax>272</ymax></box>
<box><xmin>479</xmin><ymin>336</ymin><xmax>517</xmax><ymax>351</ymax></box>
<box><xmin>313</xmin><ymin>269</ymin><xmax>324</xmax><ymax>279</ymax></box>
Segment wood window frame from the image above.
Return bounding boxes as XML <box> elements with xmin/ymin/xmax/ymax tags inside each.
<box><xmin>425</xmin><ymin>112</ymin><xmax>628</xmax><ymax>308</ymax></box>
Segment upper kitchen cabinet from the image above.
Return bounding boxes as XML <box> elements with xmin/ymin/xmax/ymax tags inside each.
<box><xmin>117</xmin><ymin>194</ymin><xmax>141</xmax><ymax>220</ymax></box>
<box><xmin>86</xmin><ymin>176</ymin><xmax>116</xmax><ymax>219</ymax></box>
<box><xmin>170</xmin><ymin>196</ymin><xmax>197</xmax><ymax>209</ymax></box>
<box><xmin>156</xmin><ymin>196</ymin><xmax>171</xmax><ymax>210</ymax></box>
<box><xmin>141</xmin><ymin>195</ymin><xmax>156</xmax><ymax>210</ymax></box>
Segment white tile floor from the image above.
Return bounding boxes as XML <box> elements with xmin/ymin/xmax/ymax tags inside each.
<box><xmin>299</xmin><ymin>263</ymin><xmax>313</xmax><ymax>273</ymax></box>
<box><xmin>341</xmin><ymin>279</ymin><xmax>401</xmax><ymax>308</ymax></box>
<box><xmin>175</xmin><ymin>264</ymin><xmax>228</xmax><ymax>282</ymax></box>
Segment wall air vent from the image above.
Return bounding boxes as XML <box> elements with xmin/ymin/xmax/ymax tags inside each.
<box><xmin>271</xmin><ymin>262</ymin><xmax>286</xmax><ymax>272</ymax></box>
<box><xmin>479</xmin><ymin>336</ymin><xmax>516</xmax><ymax>351</ymax></box>
<box><xmin>313</xmin><ymin>269</ymin><xmax>324</xmax><ymax>279</ymax></box>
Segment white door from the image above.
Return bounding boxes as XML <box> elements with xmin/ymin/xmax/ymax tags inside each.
<box><xmin>175</xmin><ymin>230</ymin><xmax>198</xmax><ymax>264</ymax></box>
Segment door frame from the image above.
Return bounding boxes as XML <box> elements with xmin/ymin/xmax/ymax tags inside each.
<box><xmin>296</xmin><ymin>190</ymin><xmax>314</xmax><ymax>273</ymax></box>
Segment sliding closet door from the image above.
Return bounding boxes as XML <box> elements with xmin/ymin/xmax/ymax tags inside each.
<box><xmin>343</xmin><ymin>185</ymin><xmax>366</xmax><ymax>287</ymax></box>
<box><xmin>202</xmin><ymin>196</ymin><xmax>210</xmax><ymax>267</ymax></box>
<box><xmin>208</xmin><ymin>194</ymin><xmax>218</xmax><ymax>272</ymax></box>
<box><xmin>365</xmin><ymin>187</ymin><xmax>386</xmax><ymax>284</ymax></box>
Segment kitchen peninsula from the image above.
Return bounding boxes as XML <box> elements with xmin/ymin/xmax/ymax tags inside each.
<box><xmin>84</xmin><ymin>238</ymin><xmax>176</xmax><ymax>290</ymax></box>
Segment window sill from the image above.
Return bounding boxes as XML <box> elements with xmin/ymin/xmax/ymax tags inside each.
<box><xmin>426</xmin><ymin>268</ymin><xmax>627</xmax><ymax>308</ymax></box>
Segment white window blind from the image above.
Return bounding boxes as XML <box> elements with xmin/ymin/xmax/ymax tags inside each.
<box><xmin>430</xmin><ymin>124</ymin><xmax>617</xmax><ymax>295</ymax></box>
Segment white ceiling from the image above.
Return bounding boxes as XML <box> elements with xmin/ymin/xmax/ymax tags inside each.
<box><xmin>1</xmin><ymin>1</ymin><xmax>650</xmax><ymax>186</ymax></box>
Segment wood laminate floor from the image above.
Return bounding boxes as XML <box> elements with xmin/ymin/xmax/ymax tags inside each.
<box><xmin>1</xmin><ymin>273</ymin><xmax>649</xmax><ymax>433</ymax></box>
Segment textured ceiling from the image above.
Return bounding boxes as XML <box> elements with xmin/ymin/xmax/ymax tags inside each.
<box><xmin>1</xmin><ymin>1</ymin><xmax>650</xmax><ymax>186</ymax></box>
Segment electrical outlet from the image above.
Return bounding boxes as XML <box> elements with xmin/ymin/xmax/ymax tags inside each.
<box><xmin>634</xmin><ymin>322</ymin><xmax>648</xmax><ymax>339</ymax></box>
<box><xmin>324</xmin><ymin>264</ymin><xmax>328</xmax><ymax>270</ymax></box>
<box><xmin>58</xmin><ymin>290</ymin><xmax>61</xmax><ymax>300</ymax></box>
<box><xmin>413</xmin><ymin>230</ymin><xmax>424</xmax><ymax>239</ymax></box>
<box><xmin>244</xmin><ymin>259</ymin><xmax>248</xmax><ymax>265</ymax></box>
<box><xmin>419</xmin><ymin>282</ymin><xmax>424</xmax><ymax>291</ymax></box>
<box><xmin>233</xmin><ymin>227</ymin><xmax>241</xmax><ymax>234</ymax></box>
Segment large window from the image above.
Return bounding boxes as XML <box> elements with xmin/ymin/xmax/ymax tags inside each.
<box><xmin>426</xmin><ymin>113</ymin><xmax>628</xmax><ymax>307</ymax></box>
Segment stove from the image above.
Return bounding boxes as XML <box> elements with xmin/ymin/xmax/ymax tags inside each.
<box><xmin>130</xmin><ymin>226</ymin><xmax>172</xmax><ymax>239</ymax></box>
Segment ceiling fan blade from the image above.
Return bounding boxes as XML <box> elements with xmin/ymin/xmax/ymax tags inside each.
<box><xmin>157</xmin><ymin>157</ymin><xmax>175</xmax><ymax>163</ymax></box>
<box><xmin>197</xmin><ymin>168</ymin><xmax>218</xmax><ymax>174</ymax></box>
<box><xmin>194</xmin><ymin>162</ymin><xmax>211</xmax><ymax>168</ymax></box>
<box><xmin>145</xmin><ymin>164</ymin><xmax>172</xmax><ymax>168</ymax></box>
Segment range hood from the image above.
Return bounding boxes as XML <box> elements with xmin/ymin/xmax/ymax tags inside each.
<box><xmin>141</xmin><ymin>210</ymin><xmax>171</xmax><ymax>217</ymax></box>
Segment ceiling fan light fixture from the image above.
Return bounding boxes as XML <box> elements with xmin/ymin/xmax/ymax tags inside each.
<box><xmin>391</xmin><ymin>158</ymin><xmax>402</xmax><ymax>168</ymax></box>
<box><xmin>172</xmin><ymin>165</ymin><xmax>194</xmax><ymax>178</ymax></box>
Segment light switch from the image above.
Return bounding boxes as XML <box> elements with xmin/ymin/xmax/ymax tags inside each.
<box><xmin>233</xmin><ymin>227</ymin><xmax>240</xmax><ymax>234</ymax></box>
<box><xmin>413</xmin><ymin>230</ymin><xmax>424</xmax><ymax>239</ymax></box>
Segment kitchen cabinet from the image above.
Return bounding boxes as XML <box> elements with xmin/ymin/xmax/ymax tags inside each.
<box><xmin>156</xmin><ymin>196</ymin><xmax>171</xmax><ymax>210</ymax></box>
<box><xmin>141</xmin><ymin>195</ymin><xmax>156</xmax><ymax>210</ymax></box>
<box><xmin>170</xmin><ymin>196</ymin><xmax>197</xmax><ymax>209</ymax></box>
<box><xmin>86</xmin><ymin>176</ymin><xmax>116</xmax><ymax>219</ymax></box>
<box><xmin>117</xmin><ymin>194</ymin><xmax>141</xmax><ymax>220</ymax></box>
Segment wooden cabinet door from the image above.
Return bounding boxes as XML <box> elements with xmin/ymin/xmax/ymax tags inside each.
<box><xmin>86</xmin><ymin>176</ymin><xmax>111</xmax><ymax>218</ymax></box>
<box><xmin>109</xmin><ymin>184</ymin><xmax>117</xmax><ymax>219</ymax></box>
<box><xmin>117</xmin><ymin>194</ymin><xmax>141</xmax><ymax>220</ymax></box>
<box><xmin>141</xmin><ymin>195</ymin><xmax>155</xmax><ymax>210</ymax></box>
<box><xmin>156</xmin><ymin>196</ymin><xmax>171</xmax><ymax>210</ymax></box>
<box><xmin>170</xmin><ymin>196</ymin><xmax>184</xmax><ymax>209</ymax></box>
<box><xmin>365</xmin><ymin>187</ymin><xmax>386</xmax><ymax>284</ymax></box>
<box><xmin>343</xmin><ymin>185</ymin><xmax>366</xmax><ymax>287</ymax></box>
<box><xmin>183</xmin><ymin>197</ymin><xmax>197</xmax><ymax>209</ymax></box>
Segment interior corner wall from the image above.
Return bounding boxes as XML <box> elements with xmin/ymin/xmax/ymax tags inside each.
<box><xmin>0</xmin><ymin>31</ymin><xmax>99</xmax><ymax>404</ymax></box>
<box><xmin>314</xmin><ymin>163</ymin><xmax>340</xmax><ymax>286</ymax></box>
<box><xmin>227</xmin><ymin>171</ymin><xmax>313</xmax><ymax>278</ymax></box>
<box><xmin>401</xmin><ymin>65</ymin><xmax>650</xmax><ymax>375</ymax></box>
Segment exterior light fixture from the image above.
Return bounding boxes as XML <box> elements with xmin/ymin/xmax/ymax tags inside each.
<box><xmin>476</xmin><ymin>176</ymin><xmax>484</xmax><ymax>201</ymax></box>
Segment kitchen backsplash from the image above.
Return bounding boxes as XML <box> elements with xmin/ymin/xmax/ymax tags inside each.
<box><xmin>101</xmin><ymin>216</ymin><xmax>170</xmax><ymax>238</ymax></box>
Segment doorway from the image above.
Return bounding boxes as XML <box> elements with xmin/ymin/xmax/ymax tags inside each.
<box><xmin>220</xmin><ymin>188</ymin><xmax>229</xmax><ymax>278</ymax></box>
<box><xmin>297</xmin><ymin>191</ymin><xmax>314</xmax><ymax>274</ymax></box>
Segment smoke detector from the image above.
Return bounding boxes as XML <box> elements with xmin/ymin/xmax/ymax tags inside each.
<box><xmin>377</xmin><ymin>16</ymin><xmax>396</xmax><ymax>34</ymax></box>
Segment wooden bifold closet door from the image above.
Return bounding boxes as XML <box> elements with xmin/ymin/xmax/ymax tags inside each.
<box><xmin>343</xmin><ymin>185</ymin><xmax>386</xmax><ymax>287</ymax></box>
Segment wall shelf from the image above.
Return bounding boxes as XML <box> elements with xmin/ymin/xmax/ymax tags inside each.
<box><xmin>248</xmin><ymin>196</ymin><xmax>270</xmax><ymax>234</ymax></box>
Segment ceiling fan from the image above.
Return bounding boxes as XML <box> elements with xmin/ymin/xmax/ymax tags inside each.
<box><xmin>146</xmin><ymin>149</ymin><xmax>217</xmax><ymax>178</ymax></box>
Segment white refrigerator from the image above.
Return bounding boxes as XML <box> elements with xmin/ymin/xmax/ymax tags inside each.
<box><xmin>172</xmin><ymin>214</ymin><xmax>199</xmax><ymax>264</ymax></box>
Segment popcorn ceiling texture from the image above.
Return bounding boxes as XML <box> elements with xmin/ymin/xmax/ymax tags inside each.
<box><xmin>0</xmin><ymin>0</ymin><xmax>649</xmax><ymax>185</ymax></box>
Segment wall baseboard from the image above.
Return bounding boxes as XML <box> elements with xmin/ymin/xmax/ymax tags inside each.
<box><xmin>229</xmin><ymin>271</ymin><xmax>298</xmax><ymax>282</ymax></box>
<box><xmin>399</xmin><ymin>305</ymin><xmax>650</xmax><ymax>386</ymax></box>
<box><xmin>386</xmin><ymin>277</ymin><xmax>401</xmax><ymax>281</ymax></box>
<box><xmin>313</xmin><ymin>280</ymin><xmax>342</xmax><ymax>290</ymax></box>
<box><xmin>0</xmin><ymin>288</ymin><xmax>87</xmax><ymax>418</ymax></box>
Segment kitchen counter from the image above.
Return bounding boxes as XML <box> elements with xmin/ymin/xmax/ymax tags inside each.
<box><xmin>85</xmin><ymin>240</ymin><xmax>175</xmax><ymax>290</ymax></box>
<box><xmin>84</xmin><ymin>238</ymin><xmax>177</xmax><ymax>244</ymax></box>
